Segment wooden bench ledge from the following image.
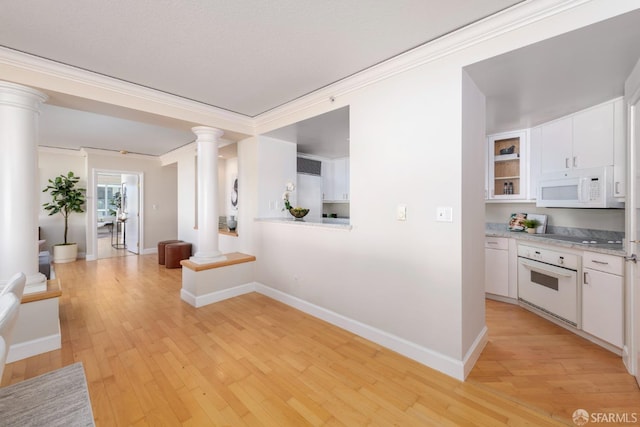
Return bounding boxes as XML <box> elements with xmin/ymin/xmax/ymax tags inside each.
<box><xmin>181</xmin><ymin>252</ymin><xmax>256</xmax><ymax>272</ymax></box>
<box><xmin>21</xmin><ymin>278</ymin><xmax>62</xmax><ymax>304</ymax></box>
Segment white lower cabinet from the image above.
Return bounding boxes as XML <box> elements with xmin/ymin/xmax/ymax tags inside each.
<box><xmin>485</xmin><ymin>237</ymin><xmax>509</xmax><ymax>297</ymax></box>
<box><xmin>582</xmin><ymin>252</ymin><xmax>624</xmax><ymax>348</ymax></box>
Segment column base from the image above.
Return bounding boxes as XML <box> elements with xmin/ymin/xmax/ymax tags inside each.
<box><xmin>25</xmin><ymin>272</ymin><xmax>47</xmax><ymax>294</ymax></box>
<box><xmin>189</xmin><ymin>252</ymin><xmax>227</xmax><ymax>265</ymax></box>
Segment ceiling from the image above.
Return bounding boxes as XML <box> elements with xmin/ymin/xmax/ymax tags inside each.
<box><xmin>0</xmin><ymin>0</ymin><xmax>519</xmax><ymax>117</ymax></box>
<box><xmin>2</xmin><ymin>2</ymin><xmax>639</xmax><ymax>157</ymax></box>
<box><xmin>0</xmin><ymin>0</ymin><xmax>520</xmax><ymax>156</ymax></box>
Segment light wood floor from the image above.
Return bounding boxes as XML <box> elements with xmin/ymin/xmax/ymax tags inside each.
<box><xmin>97</xmin><ymin>235</ymin><xmax>135</xmax><ymax>259</ymax></box>
<box><xmin>468</xmin><ymin>299</ymin><xmax>640</xmax><ymax>424</ymax></box>
<box><xmin>2</xmin><ymin>255</ymin><xmax>637</xmax><ymax>426</ymax></box>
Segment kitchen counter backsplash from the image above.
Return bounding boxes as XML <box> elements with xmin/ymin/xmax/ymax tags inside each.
<box><xmin>486</xmin><ymin>222</ymin><xmax>625</xmax><ymax>256</ymax></box>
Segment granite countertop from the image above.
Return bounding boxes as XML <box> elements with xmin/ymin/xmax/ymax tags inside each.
<box><xmin>256</xmin><ymin>217</ymin><xmax>352</xmax><ymax>230</ymax></box>
<box><xmin>486</xmin><ymin>223</ymin><xmax>626</xmax><ymax>256</ymax></box>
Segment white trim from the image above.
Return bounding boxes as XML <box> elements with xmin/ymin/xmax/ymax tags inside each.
<box><xmin>160</xmin><ymin>142</ymin><xmax>196</xmax><ymax>166</ymax></box>
<box><xmin>184</xmin><ymin>281</ymin><xmax>484</xmax><ymax>381</ymax></box>
<box><xmin>2</xmin><ymin>0</ymin><xmax>630</xmax><ymax>136</ymax></box>
<box><xmin>38</xmin><ymin>146</ymin><xmax>86</xmax><ymax>156</ymax></box>
<box><xmin>180</xmin><ymin>282</ymin><xmax>257</xmax><ymax>308</ymax></box>
<box><xmin>0</xmin><ymin>46</ymin><xmax>254</xmax><ymax>132</ymax></box>
<box><xmin>7</xmin><ymin>330</ymin><xmax>61</xmax><ymax>363</ymax></box>
<box><xmin>81</xmin><ymin>147</ymin><xmax>160</xmax><ymax>161</ymax></box>
<box><xmin>141</xmin><ymin>247</ymin><xmax>157</xmax><ymax>255</ymax></box>
<box><xmin>462</xmin><ymin>326</ymin><xmax>489</xmax><ymax>379</ymax></box>
<box><xmin>254</xmin><ymin>283</ymin><xmax>470</xmax><ymax>380</ymax></box>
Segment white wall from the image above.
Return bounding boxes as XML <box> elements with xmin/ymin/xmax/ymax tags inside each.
<box><xmin>256</xmin><ymin>136</ymin><xmax>297</xmax><ymax>218</ymax></box>
<box><xmin>176</xmin><ymin>147</ymin><xmax>198</xmax><ymax>248</ymax></box>
<box><xmin>38</xmin><ymin>150</ymin><xmax>87</xmax><ymax>254</ymax></box>
<box><xmin>237</xmin><ymin>137</ymin><xmax>259</xmax><ymax>254</ymax></box>
<box><xmin>461</xmin><ymin>69</ymin><xmax>487</xmax><ymax>360</ymax></box>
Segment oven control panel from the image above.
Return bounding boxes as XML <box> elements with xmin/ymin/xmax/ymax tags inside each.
<box><xmin>517</xmin><ymin>244</ymin><xmax>580</xmax><ymax>270</ymax></box>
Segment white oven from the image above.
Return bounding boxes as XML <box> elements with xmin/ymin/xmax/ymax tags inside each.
<box><xmin>517</xmin><ymin>244</ymin><xmax>580</xmax><ymax>327</ymax></box>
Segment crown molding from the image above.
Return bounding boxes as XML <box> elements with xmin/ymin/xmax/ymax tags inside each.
<box><xmin>38</xmin><ymin>146</ymin><xmax>86</xmax><ymax>157</ymax></box>
<box><xmin>160</xmin><ymin>141</ymin><xmax>196</xmax><ymax>166</ymax></box>
<box><xmin>253</xmin><ymin>0</ymin><xmax>617</xmax><ymax>131</ymax></box>
<box><xmin>80</xmin><ymin>147</ymin><xmax>159</xmax><ymax>161</ymax></box>
<box><xmin>4</xmin><ymin>0</ymin><xmax>636</xmax><ymax>138</ymax></box>
<box><xmin>0</xmin><ymin>47</ymin><xmax>255</xmax><ymax>134</ymax></box>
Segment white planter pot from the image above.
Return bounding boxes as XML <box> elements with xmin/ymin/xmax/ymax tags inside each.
<box><xmin>53</xmin><ymin>243</ymin><xmax>78</xmax><ymax>263</ymax></box>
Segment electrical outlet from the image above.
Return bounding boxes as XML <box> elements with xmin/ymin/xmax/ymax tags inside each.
<box><xmin>397</xmin><ymin>205</ymin><xmax>407</xmax><ymax>221</ymax></box>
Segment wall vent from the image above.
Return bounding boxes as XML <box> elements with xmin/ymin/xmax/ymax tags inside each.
<box><xmin>297</xmin><ymin>157</ymin><xmax>322</xmax><ymax>176</ymax></box>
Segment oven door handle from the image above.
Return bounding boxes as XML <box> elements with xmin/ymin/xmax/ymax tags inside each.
<box><xmin>518</xmin><ymin>258</ymin><xmax>575</xmax><ymax>278</ymax></box>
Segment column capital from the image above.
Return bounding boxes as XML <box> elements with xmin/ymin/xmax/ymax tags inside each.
<box><xmin>192</xmin><ymin>126</ymin><xmax>224</xmax><ymax>142</ymax></box>
<box><xmin>0</xmin><ymin>81</ymin><xmax>48</xmax><ymax>111</ymax></box>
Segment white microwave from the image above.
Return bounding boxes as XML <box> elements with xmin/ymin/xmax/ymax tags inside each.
<box><xmin>537</xmin><ymin>166</ymin><xmax>624</xmax><ymax>208</ymax></box>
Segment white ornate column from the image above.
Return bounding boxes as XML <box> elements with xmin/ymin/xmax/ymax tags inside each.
<box><xmin>0</xmin><ymin>81</ymin><xmax>48</xmax><ymax>294</ymax></box>
<box><xmin>190</xmin><ymin>126</ymin><xmax>226</xmax><ymax>264</ymax></box>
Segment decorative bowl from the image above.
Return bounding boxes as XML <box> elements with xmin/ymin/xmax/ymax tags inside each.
<box><xmin>289</xmin><ymin>207</ymin><xmax>310</xmax><ymax>219</ymax></box>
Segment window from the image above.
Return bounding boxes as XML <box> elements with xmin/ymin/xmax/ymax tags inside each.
<box><xmin>96</xmin><ymin>184</ymin><xmax>121</xmax><ymax>220</ymax></box>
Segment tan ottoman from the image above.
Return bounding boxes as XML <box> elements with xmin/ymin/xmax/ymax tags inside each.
<box><xmin>165</xmin><ymin>242</ymin><xmax>192</xmax><ymax>268</ymax></box>
<box><xmin>158</xmin><ymin>240</ymin><xmax>182</xmax><ymax>265</ymax></box>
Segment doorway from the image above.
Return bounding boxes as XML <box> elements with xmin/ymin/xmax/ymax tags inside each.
<box><xmin>95</xmin><ymin>170</ymin><xmax>142</xmax><ymax>259</ymax></box>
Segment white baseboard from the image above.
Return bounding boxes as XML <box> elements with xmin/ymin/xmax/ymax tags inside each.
<box><xmin>7</xmin><ymin>332</ymin><xmax>62</xmax><ymax>363</ymax></box>
<box><xmin>142</xmin><ymin>247</ymin><xmax>157</xmax><ymax>255</ymax></box>
<box><xmin>255</xmin><ymin>283</ymin><xmax>474</xmax><ymax>380</ymax></box>
<box><xmin>187</xmin><ymin>281</ymin><xmax>481</xmax><ymax>380</ymax></box>
<box><xmin>462</xmin><ymin>326</ymin><xmax>488</xmax><ymax>379</ymax></box>
<box><xmin>181</xmin><ymin>282</ymin><xmax>257</xmax><ymax>308</ymax></box>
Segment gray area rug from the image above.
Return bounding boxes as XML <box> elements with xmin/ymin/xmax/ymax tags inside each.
<box><xmin>0</xmin><ymin>362</ymin><xmax>95</xmax><ymax>426</ymax></box>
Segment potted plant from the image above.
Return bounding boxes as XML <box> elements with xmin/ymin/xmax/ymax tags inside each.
<box><xmin>523</xmin><ymin>218</ymin><xmax>540</xmax><ymax>234</ymax></box>
<box><xmin>108</xmin><ymin>191</ymin><xmax>122</xmax><ymax>217</ymax></box>
<box><xmin>42</xmin><ymin>171</ymin><xmax>86</xmax><ymax>263</ymax></box>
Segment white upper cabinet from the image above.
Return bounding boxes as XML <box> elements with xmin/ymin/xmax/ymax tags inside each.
<box><xmin>487</xmin><ymin>130</ymin><xmax>528</xmax><ymax>200</ymax></box>
<box><xmin>540</xmin><ymin>116</ymin><xmax>572</xmax><ymax>174</ymax></box>
<box><xmin>540</xmin><ymin>99</ymin><xmax>619</xmax><ymax>175</ymax></box>
<box><xmin>572</xmin><ymin>102</ymin><xmax>614</xmax><ymax>170</ymax></box>
<box><xmin>613</xmin><ymin>98</ymin><xmax>626</xmax><ymax>198</ymax></box>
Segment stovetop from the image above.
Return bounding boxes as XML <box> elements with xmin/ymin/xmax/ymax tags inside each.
<box><xmin>532</xmin><ymin>234</ymin><xmax>624</xmax><ymax>250</ymax></box>
<box><xmin>537</xmin><ymin>234</ymin><xmax>623</xmax><ymax>245</ymax></box>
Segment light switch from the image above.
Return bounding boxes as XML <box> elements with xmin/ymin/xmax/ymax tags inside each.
<box><xmin>436</xmin><ymin>206</ymin><xmax>453</xmax><ymax>222</ymax></box>
<box><xmin>397</xmin><ymin>205</ymin><xmax>407</xmax><ymax>221</ymax></box>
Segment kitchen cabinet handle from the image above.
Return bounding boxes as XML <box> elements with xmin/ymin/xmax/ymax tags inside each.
<box><xmin>615</xmin><ymin>181</ymin><xmax>621</xmax><ymax>195</ymax></box>
<box><xmin>487</xmin><ymin>241</ymin><xmax>499</xmax><ymax>245</ymax></box>
<box><xmin>584</xmin><ymin>272</ymin><xmax>589</xmax><ymax>285</ymax></box>
<box><xmin>591</xmin><ymin>260</ymin><xmax>609</xmax><ymax>265</ymax></box>
<box><xmin>565</xmin><ymin>158</ymin><xmax>569</xmax><ymax>168</ymax></box>
<box><xmin>573</xmin><ymin>156</ymin><xmax>577</xmax><ymax>168</ymax></box>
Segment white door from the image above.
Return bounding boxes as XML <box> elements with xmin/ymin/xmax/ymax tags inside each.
<box><xmin>123</xmin><ymin>174</ymin><xmax>139</xmax><ymax>254</ymax></box>
<box><xmin>624</xmin><ymin>57</ymin><xmax>640</xmax><ymax>386</ymax></box>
